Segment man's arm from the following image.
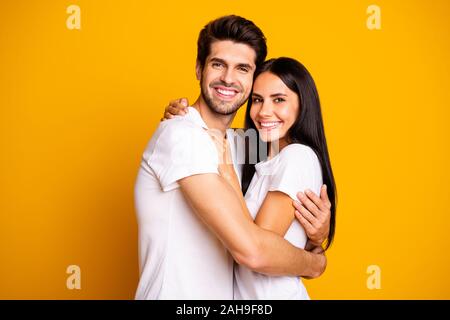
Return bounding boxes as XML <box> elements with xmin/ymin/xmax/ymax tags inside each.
<box><xmin>178</xmin><ymin>173</ymin><xmax>326</xmax><ymax>278</ymax></box>
<box><xmin>213</xmin><ymin>134</ymin><xmax>329</xmax><ymax>253</ymax></box>
<box><xmin>161</xmin><ymin>98</ymin><xmax>333</xmax><ymax>246</ymax></box>
<box><xmin>294</xmin><ymin>186</ymin><xmax>332</xmax><ymax>246</ymax></box>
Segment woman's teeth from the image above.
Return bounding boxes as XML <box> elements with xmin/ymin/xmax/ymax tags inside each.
<box><xmin>260</xmin><ymin>121</ymin><xmax>281</xmax><ymax>129</ymax></box>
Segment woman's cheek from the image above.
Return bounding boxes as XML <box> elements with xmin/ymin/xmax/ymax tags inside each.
<box><xmin>276</xmin><ymin>106</ymin><xmax>291</xmax><ymax>123</ymax></box>
<box><xmin>250</xmin><ymin>106</ymin><xmax>259</xmax><ymax>123</ymax></box>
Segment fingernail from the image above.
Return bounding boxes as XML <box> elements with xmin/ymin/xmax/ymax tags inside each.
<box><xmin>305</xmin><ymin>189</ymin><xmax>312</xmax><ymax>194</ymax></box>
<box><xmin>181</xmin><ymin>98</ymin><xmax>188</xmax><ymax>107</ymax></box>
<box><xmin>323</xmin><ymin>184</ymin><xmax>327</xmax><ymax>189</ymax></box>
<box><xmin>298</xmin><ymin>192</ymin><xmax>305</xmax><ymax>198</ymax></box>
<box><xmin>294</xmin><ymin>200</ymin><xmax>301</xmax><ymax>206</ymax></box>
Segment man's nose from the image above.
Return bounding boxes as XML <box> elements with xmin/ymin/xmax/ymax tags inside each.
<box><xmin>219</xmin><ymin>68</ymin><xmax>235</xmax><ymax>85</ymax></box>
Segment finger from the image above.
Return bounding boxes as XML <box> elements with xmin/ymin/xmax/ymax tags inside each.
<box><xmin>320</xmin><ymin>184</ymin><xmax>332</xmax><ymax>209</ymax></box>
<box><xmin>164</xmin><ymin>112</ymin><xmax>174</xmax><ymax>120</ymax></box>
<box><xmin>169</xmin><ymin>99</ymin><xmax>179</xmax><ymax>106</ymax></box>
<box><xmin>168</xmin><ymin>104</ymin><xmax>186</xmax><ymax>116</ymax></box>
<box><xmin>164</xmin><ymin>102</ymin><xmax>172</xmax><ymax>115</ymax></box>
<box><xmin>168</xmin><ymin>99</ymin><xmax>183</xmax><ymax>109</ymax></box>
<box><xmin>294</xmin><ymin>210</ymin><xmax>317</xmax><ymax>235</ymax></box>
<box><xmin>297</xmin><ymin>192</ymin><xmax>321</xmax><ymax>218</ymax></box>
<box><xmin>303</xmin><ymin>189</ymin><xmax>328</xmax><ymax>214</ymax></box>
<box><xmin>176</xmin><ymin>101</ymin><xmax>189</xmax><ymax>114</ymax></box>
<box><xmin>170</xmin><ymin>98</ymin><xmax>189</xmax><ymax>108</ymax></box>
<box><xmin>179</xmin><ymin>98</ymin><xmax>189</xmax><ymax>108</ymax></box>
<box><xmin>295</xmin><ymin>202</ymin><xmax>320</xmax><ymax>229</ymax></box>
<box><xmin>293</xmin><ymin>200</ymin><xmax>317</xmax><ymax>225</ymax></box>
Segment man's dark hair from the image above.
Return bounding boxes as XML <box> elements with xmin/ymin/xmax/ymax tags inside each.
<box><xmin>197</xmin><ymin>15</ymin><xmax>267</xmax><ymax>70</ymax></box>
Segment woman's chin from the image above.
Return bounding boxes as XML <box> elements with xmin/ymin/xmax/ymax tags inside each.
<box><xmin>258</xmin><ymin>133</ymin><xmax>279</xmax><ymax>143</ymax></box>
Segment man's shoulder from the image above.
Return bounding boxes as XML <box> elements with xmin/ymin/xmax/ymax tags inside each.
<box><xmin>142</xmin><ymin>114</ymin><xmax>219</xmax><ymax>190</ymax></box>
<box><xmin>160</xmin><ymin>114</ymin><xmax>204</xmax><ymax>133</ymax></box>
<box><xmin>143</xmin><ymin>115</ymin><xmax>215</xmax><ymax>163</ymax></box>
<box><xmin>152</xmin><ymin>115</ymin><xmax>208</xmax><ymax>145</ymax></box>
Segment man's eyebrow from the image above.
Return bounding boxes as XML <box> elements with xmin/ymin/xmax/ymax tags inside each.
<box><xmin>237</xmin><ymin>63</ymin><xmax>253</xmax><ymax>70</ymax></box>
<box><xmin>209</xmin><ymin>57</ymin><xmax>228</xmax><ymax>65</ymax></box>
<box><xmin>209</xmin><ymin>58</ymin><xmax>254</xmax><ymax>70</ymax></box>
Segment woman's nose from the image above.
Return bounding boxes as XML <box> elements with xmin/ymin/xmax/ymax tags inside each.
<box><xmin>258</xmin><ymin>101</ymin><xmax>273</xmax><ymax>117</ymax></box>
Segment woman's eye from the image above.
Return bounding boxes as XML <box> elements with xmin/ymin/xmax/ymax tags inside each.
<box><xmin>274</xmin><ymin>98</ymin><xmax>285</xmax><ymax>103</ymax></box>
<box><xmin>252</xmin><ymin>97</ymin><xmax>262</xmax><ymax>103</ymax></box>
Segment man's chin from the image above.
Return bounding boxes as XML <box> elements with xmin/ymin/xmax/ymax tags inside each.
<box><xmin>209</xmin><ymin>101</ymin><xmax>241</xmax><ymax>116</ymax></box>
<box><xmin>212</xmin><ymin>106</ymin><xmax>239</xmax><ymax>116</ymax></box>
<box><xmin>201</xmin><ymin>90</ymin><xmax>246</xmax><ymax>116</ymax></box>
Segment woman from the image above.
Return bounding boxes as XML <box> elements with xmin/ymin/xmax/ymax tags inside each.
<box><xmin>164</xmin><ymin>57</ymin><xmax>336</xmax><ymax>299</ymax></box>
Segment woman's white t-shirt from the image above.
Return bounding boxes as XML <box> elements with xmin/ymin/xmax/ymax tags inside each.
<box><xmin>234</xmin><ymin>143</ymin><xmax>323</xmax><ymax>300</ymax></box>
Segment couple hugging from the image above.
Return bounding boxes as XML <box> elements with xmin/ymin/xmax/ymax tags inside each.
<box><xmin>134</xmin><ymin>15</ymin><xmax>337</xmax><ymax>300</ymax></box>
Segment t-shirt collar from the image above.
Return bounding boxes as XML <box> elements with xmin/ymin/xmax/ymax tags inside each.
<box><xmin>186</xmin><ymin>106</ymin><xmax>209</xmax><ymax>130</ymax></box>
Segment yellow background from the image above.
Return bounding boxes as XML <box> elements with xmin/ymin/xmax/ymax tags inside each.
<box><xmin>1</xmin><ymin>0</ymin><xmax>449</xmax><ymax>299</ymax></box>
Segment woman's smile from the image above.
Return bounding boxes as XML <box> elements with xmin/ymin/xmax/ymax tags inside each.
<box><xmin>258</xmin><ymin>120</ymin><xmax>283</xmax><ymax>131</ymax></box>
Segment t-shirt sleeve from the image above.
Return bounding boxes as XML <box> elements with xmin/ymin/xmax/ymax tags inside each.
<box><xmin>268</xmin><ymin>145</ymin><xmax>323</xmax><ymax>201</ymax></box>
<box><xmin>146</xmin><ymin>121</ymin><xmax>219</xmax><ymax>192</ymax></box>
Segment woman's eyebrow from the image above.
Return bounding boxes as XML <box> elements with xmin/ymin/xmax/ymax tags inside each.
<box><xmin>269</xmin><ymin>93</ymin><xmax>288</xmax><ymax>97</ymax></box>
<box><xmin>252</xmin><ymin>93</ymin><xmax>288</xmax><ymax>98</ymax></box>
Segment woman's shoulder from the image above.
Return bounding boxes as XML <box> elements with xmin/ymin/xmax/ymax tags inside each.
<box><xmin>278</xmin><ymin>143</ymin><xmax>319</xmax><ymax>164</ymax></box>
<box><xmin>268</xmin><ymin>143</ymin><xmax>323</xmax><ymax>198</ymax></box>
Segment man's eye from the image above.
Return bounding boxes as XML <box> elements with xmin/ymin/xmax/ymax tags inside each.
<box><xmin>238</xmin><ymin>67</ymin><xmax>249</xmax><ymax>73</ymax></box>
<box><xmin>212</xmin><ymin>62</ymin><xmax>223</xmax><ymax>68</ymax></box>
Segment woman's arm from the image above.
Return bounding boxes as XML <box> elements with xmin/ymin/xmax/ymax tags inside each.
<box><xmin>254</xmin><ymin>191</ymin><xmax>296</xmax><ymax>237</ymax></box>
<box><xmin>221</xmin><ymin>166</ymin><xmax>295</xmax><ymax>237</ymax></box>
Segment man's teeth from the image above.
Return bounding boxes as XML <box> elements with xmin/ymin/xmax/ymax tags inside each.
<box><xmin>216</xmin><ymin>88</ymin><xmax>236</xmax><ymax>96</ymax></box>
<box><xmin>260</xmin><ymin>122</ymin><xmax>281</xmax><ymax>128</ymax></box>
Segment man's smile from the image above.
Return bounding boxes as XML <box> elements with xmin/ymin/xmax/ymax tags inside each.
<box><xmin>212</xmin><ymin>85</ymin><xmax>239</xmax><ymax>100</ymax></box>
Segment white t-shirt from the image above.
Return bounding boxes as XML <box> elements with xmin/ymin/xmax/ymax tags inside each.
<box><xmin>234</xmin><ymin>143</ymin><xmax>323</xmax><ymax>300</ymax></box>
<box><xmin>134</xmin><ymin>107</ymin><xmax>237</xmax><ymax>299</ymax></box>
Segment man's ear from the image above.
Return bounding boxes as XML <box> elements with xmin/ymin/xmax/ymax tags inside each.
<box><xmin>195</xmin><ymin>60</ymin><xmax>202</xmax><ymax>81</ymax></box>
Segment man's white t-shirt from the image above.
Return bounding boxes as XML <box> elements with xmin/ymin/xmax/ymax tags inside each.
<box><xmin>234</xmin><ymin>143</ymin><xmax>323</xmax><ymax>300</ymax></box>
<box><xmin>134</xmin><ymin>107</ymin><xmax>238</xmax><ymax>299</ymax></box>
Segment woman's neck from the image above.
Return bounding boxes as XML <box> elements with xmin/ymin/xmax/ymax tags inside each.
<box><xmin>268</xmin><ymin>138</ymin><xmax>290</xmax><ymax>159</ymax></box>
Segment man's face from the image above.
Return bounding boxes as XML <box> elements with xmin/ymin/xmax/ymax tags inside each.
<box><xmin>197</xmin><ymin>40</ymin><xmax>256</xmax><ymax>115</ymax></box>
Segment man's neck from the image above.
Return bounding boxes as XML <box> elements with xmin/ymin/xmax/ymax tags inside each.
<box><xmin>192</xmin><ymin>96</ymin><xmax>236</xmax><ymax>137</ymax></box>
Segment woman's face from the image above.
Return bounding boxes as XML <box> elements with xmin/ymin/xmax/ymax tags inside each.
<box><xmin>250</xmin><ymin>71</ymin><xmax>300</xmax><ymax>146</ymax></box>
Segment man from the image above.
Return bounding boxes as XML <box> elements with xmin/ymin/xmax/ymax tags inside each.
<box><xmin>134</xmin><ymin>15</ymin><xmax>332</xmax><ymax>300</ymax></box>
